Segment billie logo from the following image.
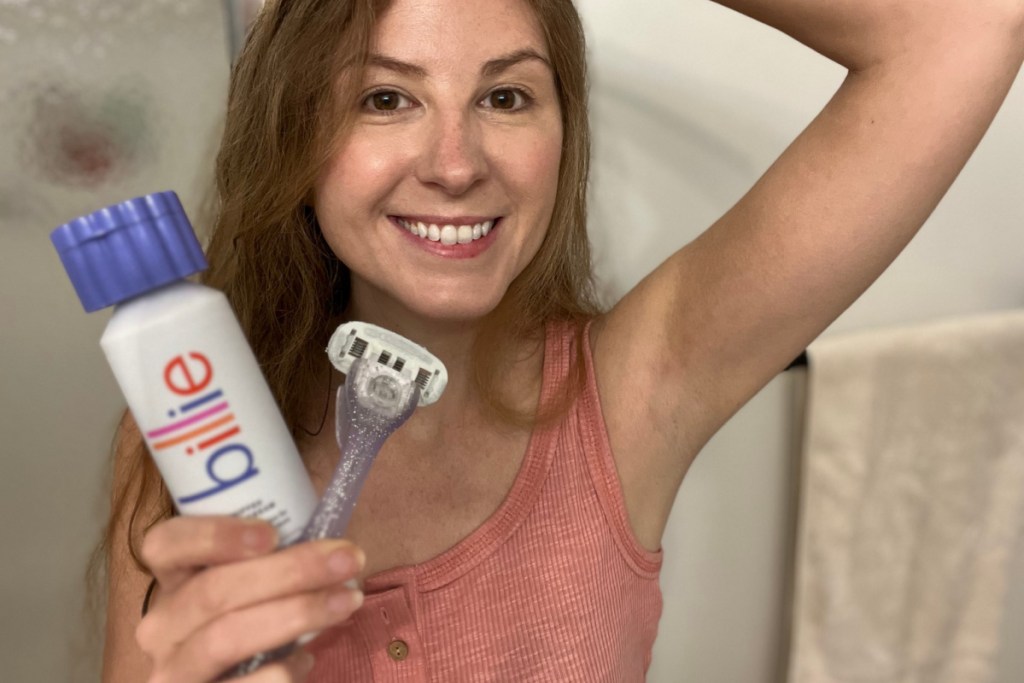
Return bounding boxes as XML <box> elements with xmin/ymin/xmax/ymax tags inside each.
<box><xmin>145</xmin><ymin>352</ymin><xmax>259</xmax><ymax>505</ymax></box>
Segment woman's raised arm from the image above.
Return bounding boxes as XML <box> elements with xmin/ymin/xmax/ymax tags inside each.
<box><xmin>590</xmin><ymin>0</ymin><xmax>1024</xmax><ymax>532</ymax></box>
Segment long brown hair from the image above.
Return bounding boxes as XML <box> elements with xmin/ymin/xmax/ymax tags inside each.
<box><xmin>99</xmin><ymin>0</ymin><xmax>600</xmax><ymax>577</ymax></box>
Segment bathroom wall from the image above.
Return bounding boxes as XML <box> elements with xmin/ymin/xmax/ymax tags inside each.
<box><xmin>0</xmin><ymin>2</ymin><xmax>229</xmax><ymax>681</ymax></box>
<box><xmin>1</xmin><ymin>2</ymin><xmax>1021</xmax><ymax>682</ymax></box>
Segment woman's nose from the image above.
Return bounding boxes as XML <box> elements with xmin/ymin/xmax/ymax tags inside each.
<box><xmin>416</xmin><ymin>111</ymin><xmax>488</xmax><ymax>196</ymax></box>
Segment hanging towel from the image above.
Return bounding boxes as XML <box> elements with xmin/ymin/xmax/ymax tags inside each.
<box><xmin>787</xmin><ymin>310</ymin><xmax>1024</xmax><ymax>683</ymax></box>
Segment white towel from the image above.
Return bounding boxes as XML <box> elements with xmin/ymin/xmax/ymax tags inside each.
<box><xmin>787</xmin><ymin>310</ymin><xmax>1024</xmax><ymax>683</ymax></box>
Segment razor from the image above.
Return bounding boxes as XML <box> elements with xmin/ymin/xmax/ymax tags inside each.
<box><xmin>224</xmin><ymin>322</ymin><xmax>447</xmax><ymax>678</ymax></box>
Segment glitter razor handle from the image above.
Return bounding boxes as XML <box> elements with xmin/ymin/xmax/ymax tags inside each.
<box><xmin>302</xmin><ymin>320</ymin><xmax>449</xmax><ymax>540</ymax></box>
<box><xmin>299</xmin><ymin>356</ymin><xmax>421</xmax><ymax>541</ymax></box>
<box><xmin>224</xmin><ymin>324</ymin><xmax>446</xmax><ymax>678</ymax></box>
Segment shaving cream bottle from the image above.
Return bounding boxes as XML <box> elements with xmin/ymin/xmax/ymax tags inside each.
<box><xmin>51</xmin><ymin>191</ymin><xmax>317</xmax><ymax>544</ymax></box>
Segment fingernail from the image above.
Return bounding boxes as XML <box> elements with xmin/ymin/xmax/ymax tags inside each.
<box><xmin>327</xmin><ymin>589</ymin><xmax>363</xmax><ymax>614</ymax></box>
<box><xmin>326</xmin><ymin>546</ymin><xmax>365</xmax><ymax>576</ymax></box>
<box><xmin>297</xmin><ymin>629</ymin><xmax>321</xmax><ymax>646</ymax></box>
<box><xmin>326</xmin><ymin>549</ymin><xmax>353</xmax><ymax>575</ymax></box>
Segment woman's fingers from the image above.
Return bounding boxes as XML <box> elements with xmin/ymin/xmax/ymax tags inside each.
<box><xmin>140</xmin><ymin>516</ymin><xmax>279</xmax><ymax>594</ymax></box>
<box><xmin>154</xmin><ymin>586</ymin><xmax>362</xmax><ymax>683</ymax></box>
<box><xmin>136</xmin><ymin>515</ymin><xmax>366</xmax><ymax>681</ymax></box>
<box><xmin>234</xmin><ymin>649</ymin><xmax>316</xmax><ymax>683</ymax></box>
<box><xmin>140</xmin><ymin>538</ymin><xmax>365</xmax><ymax>655</ymax></box>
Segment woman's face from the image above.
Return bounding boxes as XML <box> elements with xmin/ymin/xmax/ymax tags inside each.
<box><xmin>314</xmin><ymin>0</ymin><xmax>563</xmax><ymax>324</ymax></box>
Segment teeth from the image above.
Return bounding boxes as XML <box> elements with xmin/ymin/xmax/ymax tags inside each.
<box><xmin>396</xmin><ymin>218</ymin><xmax>496</xmax><ymax>244</ymax></box>
<box><xmin>440</xmin><ymin>225</ymin><xmax>457</xmax><ymax>245</ymax></box>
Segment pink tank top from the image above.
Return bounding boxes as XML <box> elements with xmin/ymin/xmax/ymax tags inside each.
<box><xmin>307</xmin><ymin>319</ymin><xmax>664</xmax><ymax>681</ymax></box>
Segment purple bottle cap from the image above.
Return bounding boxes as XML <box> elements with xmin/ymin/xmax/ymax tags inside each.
<box><xmin>51</xmin><ymin>191</ymin><xmax>207</xmax><ymax>312</ymax></box>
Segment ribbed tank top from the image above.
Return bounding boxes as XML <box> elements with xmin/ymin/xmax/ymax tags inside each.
<box><xmin>307</xmin><ymin>319</ymin><xmax>664</xmax><ymax>681</ymax></box>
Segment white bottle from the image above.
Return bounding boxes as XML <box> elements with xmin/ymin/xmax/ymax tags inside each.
<box><xmin>52</xmin><ymin>191</ymin><xmax>317</xmax><ymax>544</ymax></box>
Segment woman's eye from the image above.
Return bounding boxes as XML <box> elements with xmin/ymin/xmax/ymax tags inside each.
<box><xmin>482</xmin><ymin>89</ymin><xmax>531</xmax><ymax>111</ymax></box>
<box><xmin>364</xmin><ymin>90</ymin><xmax>413</xmax><ymax>113</ymax></box>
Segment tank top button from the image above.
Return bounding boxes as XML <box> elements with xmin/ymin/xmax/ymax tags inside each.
<box><xmin>387</xmin><ymin>639</ymin><xmax>410</xmax><ymax>661</ymax></box>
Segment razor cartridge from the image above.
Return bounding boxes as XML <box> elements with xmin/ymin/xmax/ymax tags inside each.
<box><xmin>326</xmin><ymin>321</ymin><xmax>448</xmax><ymax>406</ymax></box>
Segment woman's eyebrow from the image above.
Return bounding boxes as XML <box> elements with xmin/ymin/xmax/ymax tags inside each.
<box><xmin>481</xmin><ymin>48</ymin><xmax>552</xmax><ymax>77</ymax></box>
<box><xmin>365</xmin><ymin>48</ymin><xmax>552</xmax><ymax>78</ymax></box>
<box><xmin>366</xmin><ymin>54</ymin><xmax>427</xmax><ymax>78</ymax></box>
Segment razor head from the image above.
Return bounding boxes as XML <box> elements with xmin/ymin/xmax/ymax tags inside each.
<box><xmin>326</xmin><ymin>322</ymin><xmax>448</xmax><ymax>406</ymax></box>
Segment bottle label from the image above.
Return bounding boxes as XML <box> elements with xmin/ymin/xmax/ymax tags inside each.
<box><xmin>145</xmin><ymin>351</ymin><xmax>259</xmax><ymax>505</ymax></box>
<box><xmin>102</xmin><ymin>294</ymin><xmax>317</xmax><ymax>543</ymax></box>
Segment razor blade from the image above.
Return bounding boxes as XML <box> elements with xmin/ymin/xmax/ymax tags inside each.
<box><xmin>326</xmin><ymin>322</ymin><xmax>448</xmax><ymax>406</ymax></box>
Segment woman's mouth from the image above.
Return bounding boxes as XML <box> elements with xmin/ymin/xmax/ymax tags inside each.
<box><xmin>388</xmin><ymin>216</ymin><xmax>501</xmax><ymax>259</ymax></box>
<box><xmin>394</xmin><ymin>217</ymin><xmax>495</xmax><ymax>244</ymax></box>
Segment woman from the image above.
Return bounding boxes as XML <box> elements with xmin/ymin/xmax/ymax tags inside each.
<box><xmin>101</xmin><ymin>0</ymin><xmax>1024</xmax><ymax>680</ymax></box>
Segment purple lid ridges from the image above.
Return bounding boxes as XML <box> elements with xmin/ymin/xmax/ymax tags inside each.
<box><xmin>50</xmin><ymin>191</ymin><xmax>207</xmax><ymax>312</ymax></box>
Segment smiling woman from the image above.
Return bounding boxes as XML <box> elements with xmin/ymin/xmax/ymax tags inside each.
<box><xmin>314</xmin><ymin>1</ymin><xmax>566</xmax><ymax>325</ymax></box>
<box><xmin>203</xmin><ymin>0</ymin><xmax>597</xmax><ymax>428</ymax></box>
<box><xmin>97</xmin><ymin>0</ymin><xmax>1024</xmax><ymax>681</ymax></box>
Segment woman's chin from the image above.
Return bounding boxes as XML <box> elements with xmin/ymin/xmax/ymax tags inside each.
<box><xmin>402</xmin><ymin>296</ymin><xmax>502</xmax><ymax>325</ymax></box>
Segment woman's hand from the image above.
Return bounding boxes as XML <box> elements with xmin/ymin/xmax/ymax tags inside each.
<box><xmin>135</xmin><ymin>515</ymin><xmax>365</xmax><ymax>682</ymax></box>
